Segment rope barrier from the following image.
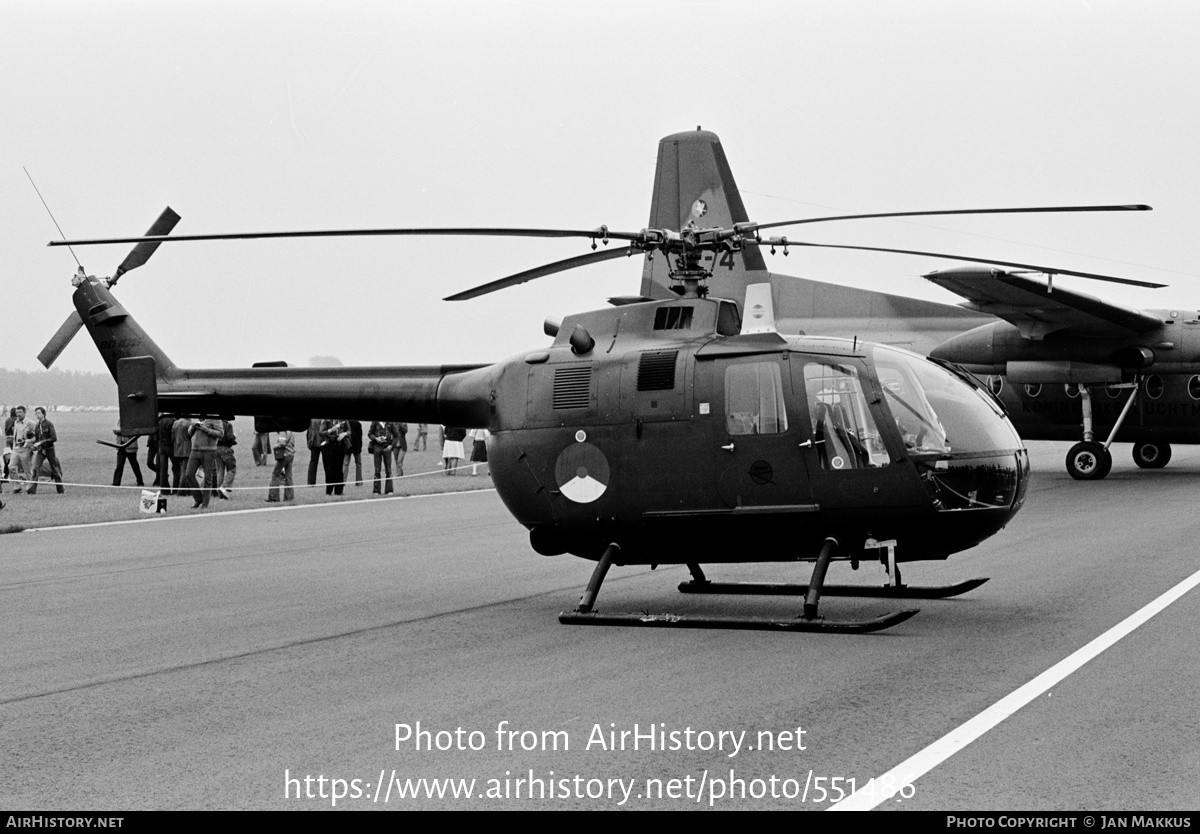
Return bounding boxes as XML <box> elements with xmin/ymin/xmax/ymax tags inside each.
<box><xmin>1</xmin><ymin>463</ymin><xmax>489</xmax><ymax>493</ymax></box>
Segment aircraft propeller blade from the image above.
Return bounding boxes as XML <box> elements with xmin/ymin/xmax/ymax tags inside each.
<box><xmin>748</xmin><ymin>240</ymin><xmax>1166</xmax><ymax>289</ymax></box>
<box><xmin>110</xmin><ymin>206</ymin><xmax>181</xmax><ymax>285</ymax></box>
<box><xmin>445</xmin><ymin>245</ymin><xmax>639</xmax><ymax>301</ymax></box>
<box><xmin>745</xmin><ymin>204</ymin><xmax>1152</xmax><ymax>236</ymax></box>
<box><xmin>37</xmin><ymin>310</ymin><xmax>84</xmax><ymax>369</ymax></box>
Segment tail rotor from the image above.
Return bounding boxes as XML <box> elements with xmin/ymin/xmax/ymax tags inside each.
<box><xmin>37</xmin><ymin>207</ymin><xmax>180</xmax><ymax>368</ymax></box>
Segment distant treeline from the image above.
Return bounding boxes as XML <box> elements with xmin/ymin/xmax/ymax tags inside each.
<box><xmin>0</xmin><ymin>367</ymin><xmax>117</xmax><ymax>408</ymax></box>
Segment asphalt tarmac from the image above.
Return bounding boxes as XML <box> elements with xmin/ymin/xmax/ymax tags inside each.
<box><xmin>2</xmin><ymin>440</ymin><xmax>1198</xmax><ymax>811</ymax></box>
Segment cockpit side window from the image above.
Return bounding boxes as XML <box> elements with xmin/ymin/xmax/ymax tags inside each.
<box><xmin>873</xmin><ymin>359</ymin><xmax>951</xmax><ymax>455</ymax></box>
<box><xmin>724</xmin><ymin>362</ymin><xmax>788</xmax><ymax>435</ymax></box>
<box><xmin>804</xmin><ymin>362</ymin><xmax>892</xmax><ymax>469</ymax></box>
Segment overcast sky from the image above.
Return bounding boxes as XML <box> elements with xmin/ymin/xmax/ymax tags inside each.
<box><xmin>3</xmin><ymin>0</ymin><xmax>1199</xmax><ymax>375</ymax></box>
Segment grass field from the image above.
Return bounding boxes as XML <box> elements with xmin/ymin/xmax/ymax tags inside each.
<box><xmin>0</xmin><ymin>412</ymin><xmax>490</xmax><ymax>532</ymax></box>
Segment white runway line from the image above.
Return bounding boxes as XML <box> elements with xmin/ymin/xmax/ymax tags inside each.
<box><xmin>829</xmin><ymin>566</ymin><xmax>1200</xmax><ymax>811</ymax></box>
<box><xmin>19</xmin><ymin>488</ymin><xmax>498</xmax><ymax>533</ymax></box>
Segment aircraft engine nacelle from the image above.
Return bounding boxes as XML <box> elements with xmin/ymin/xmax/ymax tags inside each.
<box><xmin>1109</xmin><ymin>345</ymin><xmax>1156</xmax><ymax>370</ymax></box>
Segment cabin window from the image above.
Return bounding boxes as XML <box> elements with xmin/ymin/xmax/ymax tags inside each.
<box><xmin>1145</xmin><ymin>375</ymin><xmax>1164</xmax><ymax>399</ymax></box>
<box><xmin>653</xmin><ymin>306</ymin><xmax>694</xmax><ymax>330</ymax></box>
<box><xmin>724</xmin><ymin>362</ymin><xmax>787</xmax><ymax>435</ymax></box>
<box><xmin>805</xmin><ymin>362</ymin><xmax>892</xmax><ymax>469</ymax></box>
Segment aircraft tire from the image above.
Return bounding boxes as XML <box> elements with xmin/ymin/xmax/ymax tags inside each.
<box><xmin>1066</xmin><ymin>441</ymin><xmax>1111</xmax><ymax>480</ymax></box>
<box><xmin>1132</xmin><ymin>441</ymin><xmax>1171</xmax><ymax>469</ymax></box>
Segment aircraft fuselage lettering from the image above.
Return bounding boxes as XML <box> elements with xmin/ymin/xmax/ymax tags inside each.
<box><xmin>98</xmin><ymin>338</ymin><xmax>142</xmax><ymax>352</ymax></box>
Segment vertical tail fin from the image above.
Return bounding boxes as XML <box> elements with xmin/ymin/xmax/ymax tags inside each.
<box><xmin>639</xmin><ymin>129</ymin><xmax>770</xmax><ymax>301</ymax></box>
<box><xmin>72</xmin><ymin>276</ymin><xmax>177</xmax><ymax>380</ymax></box>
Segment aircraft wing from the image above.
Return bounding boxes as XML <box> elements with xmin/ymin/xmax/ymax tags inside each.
<box><xmin>923</xmin><ymin>266</ymin><xmax>1165</xmax><ymax>339</ymax></box>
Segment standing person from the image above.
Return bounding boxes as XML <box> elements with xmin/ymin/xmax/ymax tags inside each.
<box><xmin>342</xmin><ymin>420</ymin><xmax>363</xmax><ymax>487</ymax></box>
<box><xmin>171</xmin><ymin>416</ymin><xmax>193</xmax><ymax>495</ymax></box>
<box><xmin>306</xmin><ymin>419</ymin><xmax>325</xmax><ymax>486</ymax></box>
<box><xmin>468</xmin><ymin>427</ymin><xmax>490</xmax><ymax>476</ymax></box>
<box><xmin>145</xmin><ymin>419</ymin><xmax>161</xmax><ymax>484</ymax></box>
<box><xmin>3</xmin><ymin>406</ymin><xmax>15</xmax><ymax>490</ymax></box>
<box><xmin>8</xmin><ymin>407</ymin><xmax>32</xmax><ymax>493</ymax></box>
<box><xmin>251</xmin><ymin>425</ymin><xmax>268</xmax><ymax>467</ymax></box>
<box><xmin>266</xmin><ymin>429</ymin><xmax>295</xmax><ymax>502</ymax></box>
<box><xmin>112</xmin><ymin>422</ymin><xmax>145</xmax><ymax>487</ymax></box>
<box><xmin>442</xmin><ymin>426</ymin><xmax>466</xmax><ymax>475</ymax></box>
<box><xmin>368</xmin><ymin>421</ymin><xmax>395</xmax><ymax>495</ymax></box>
<box><xmin>415</xmin><ymin>423</ymin><xmax>428</xmax><ymax>452</ymax></box>
<box><xmin>320</xmin><ymin>419</ymin><xmax>348</xmax><ymax>495</ymax></box>
<box><xmin>155</xmin><ymin>414</ymin><xmax>174</xmax><ymax>493</ymax></box>
<box><xmin>214</xmin><ymin>419</ymin><xmax>237</xmax><ymax>499</ymax></box>
<box><xmin>28</xmin><ymin>408</ymin><xmax>65</xmax><ymax>494</ymax></box>
<box><xmin>185</xmin><ymin>416</ymin><xmax>222</xmax><ymax>509</ymax></box>
<box><xmin>389</xmin><ymin>422</ymin><xmax>408</xmax><ymax>478</ymax></box>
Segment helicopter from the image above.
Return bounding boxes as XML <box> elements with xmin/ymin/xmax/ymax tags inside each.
<box><xmin>637</xmin><ymin>130</ymin><xmax>1179</xmax><ymax>482</ymax></box>
<box><xmin>40</xmin><ymin>139</ymin><xmax>1154</xmax><ymax>633</ymax></box>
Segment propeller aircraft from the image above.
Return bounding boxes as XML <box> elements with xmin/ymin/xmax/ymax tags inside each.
<box><xmin>925</xmin><ymin>269</ymin><xmax>1197</xmax><ymax>480</ymax></box>
<box><xmin>39</xmin><ymin>131</ymin><xmax>1153</xmax><ymax>632</ymax></box>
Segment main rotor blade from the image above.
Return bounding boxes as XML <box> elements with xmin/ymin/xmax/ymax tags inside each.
<box><xmin>50</xmin><ymin>226</ymin><xmax>646</xmax><ymax>247</ymax></box>
<box><xmin>445</xmin><ymin>245</ymin><xmax>638</xmax><ymax>301</ymax></box>
<box><xmin>749</xmin><ymin>240</ymin><xmax>1166</xmax><ymax>288</ymax></box>
<box><xmin>111</xmin><ymin>206</ymin><xmax>181</xmax><ymax>285</ymax></box>
<box><xmin>37</xmin><ymin>310</ymin><xmax>84</xmax><ymax>369</ymax></box>
<box><xmin>749</xmin><ymin>204</ymin><xmax>1152</xmax><ymax>235</ymax></box>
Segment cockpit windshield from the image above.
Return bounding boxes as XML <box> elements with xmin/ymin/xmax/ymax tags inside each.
<box><xmin>871</xmin><ymin>345</ymin><xmax>1022</xmax><ymax>457</ymax></box>
<box><xmin>871</xmin><ymin>345</ymin><xmax>1026</xmax><ymax>512</ymax></box>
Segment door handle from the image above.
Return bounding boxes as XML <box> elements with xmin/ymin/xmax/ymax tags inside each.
<box><xmin>721</xmin><ymin>443</ymin><xmax>735</xmax><ymax>453</ymax></box>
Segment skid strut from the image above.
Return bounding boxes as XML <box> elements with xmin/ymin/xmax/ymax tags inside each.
<box><xmin>559</xmin><ymin>538</ymin><xmax>919</xmax><ymax>633</ymax></box>
<box><xmin>574</xmin><ymin>543</ymin><xmax>619</xmax><ymax>614</ymax></box>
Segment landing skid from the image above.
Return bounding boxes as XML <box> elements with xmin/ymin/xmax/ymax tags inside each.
<box><xmin>677</xmin><ymin>577</ymin><xmax>989</xmax><ymax>600</ymax></box>
<box><xmin>559</xmin><ymin>609</ymin><xmax>918</xmax><ymax>634</ymax></box>
<box><xmin>559</xmin><ymin>542</ymin><xmax>919</xmax><ymax>634</ymax></box>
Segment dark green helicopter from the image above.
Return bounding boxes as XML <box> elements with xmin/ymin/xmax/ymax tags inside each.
<box><xmin>44</xmin><ymin>192</ymin><xmax>1149</xmax><ymax>633</ymax></box>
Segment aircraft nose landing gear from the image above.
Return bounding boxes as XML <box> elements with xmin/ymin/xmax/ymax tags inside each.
<box><xmin>1066</xmin><ymin>440</ymin><xmax>1112</xmax><ymax>480</ymax></box>
<box><xmin>1065</xmin><ymin>380</ymin><xmax>1139</xmax><ymax>480</ymax></box>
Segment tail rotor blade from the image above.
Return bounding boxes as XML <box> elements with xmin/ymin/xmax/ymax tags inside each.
<box><xmin>37</xmin><ymin>310</ymin><xmax>84</xmax><ymax>368</ymax></box>
<box><xmin>111</xmin><ymin>206</ymin><xmax>181</xmax><ymax>285</ymax></box>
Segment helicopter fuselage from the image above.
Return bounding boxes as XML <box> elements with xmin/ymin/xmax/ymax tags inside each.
<box><xmin>71</xmin><ymin>276</ymin><xmax>1028</xmax><ymax>570</ymax></box>
<box><xmin>481</xmin><ymin>297</ymin><xmax>1030</xmax><ymax>566</ymax></box>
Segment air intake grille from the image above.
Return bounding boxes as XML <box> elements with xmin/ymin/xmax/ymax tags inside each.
<box><xmin>553</xmin><ymin>366</ymin><xmax>592</xmax><ymax>409</ymax></box>
<box><xmin>637</xmin><ymin>350</ymin><xmax>678</xmax><ymax>391</ymax></box>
